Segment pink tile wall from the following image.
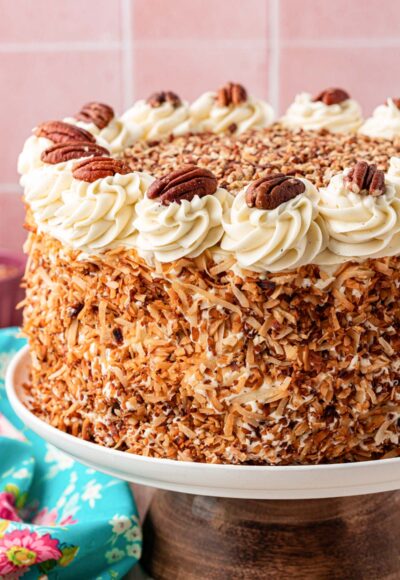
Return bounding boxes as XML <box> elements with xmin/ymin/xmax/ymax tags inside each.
<box><xmin>1</xmin><ymin>0</ymin><xmax>400</xmax><ymax>252</ymax></box>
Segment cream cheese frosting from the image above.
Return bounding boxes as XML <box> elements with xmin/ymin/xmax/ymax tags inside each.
<box><xmin>64</xmin><ymin>116</ymin><xmax>141</xmax><ymax>154</ymax></box>
<box><xmin>121</xmin><ymin>100</ymin><xmax>191</xmax><ymax>141</ymax></box>
<box><xmin>221</xmin><ymin>179</ymin><xmax>325</xmax><ymax>272</ymax></box>
<box><xmin>359</xmin><ymin>99</ymin><xmax>400</xmax><ymax>140</ymax></box>
<box><xmin>387</xmin><ymin>156</ymin><xmax>400</xmax><ymax>192</ymax></box>
<box><xmin>45</xmin><ymin>171</ymin><xmax>154</xmax><ymax>252</ymax></box>
<box><xmin>134</xmin><ymin>188</ymin><xmax>233</xmax><ymax>262</ymax></box>
<box><xmin>189</xmin><ymin>92</ymin><xmax>274</xmax><ymax>135</ymax></box>
<box><xmin>315</xmin><ymin>170</ymin><xmax>400</xmax><ymax>265</ymax></box>
<box><xmin>281</xmin><ymin>92</ymin><xmax>363</xmax><ymax>133</ymax></box>
<box><xmin>18</xmin><ymin>135</ymin><xmax>53</xmax><ymax>183</ymax></box>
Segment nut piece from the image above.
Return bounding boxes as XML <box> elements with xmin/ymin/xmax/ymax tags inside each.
<box><xmin>147</xmin><ymin>164</ymin><xmax>218</xmax><ymax>205</ymax></box>
<box><xmin>75</xmin><ymin>102</ymin><xmax>115</xmax><ymax>129</ymax></box>
<box><xmin>313</xmin><ymin>88</ymin><xmax>350</xmax><ymax>106</ymax></box>
<box><xmin>147</xmin><ymin>91</ymin><xmax>182</xmax><ymax>108</ymax></box>
<box><xmin>345</xmin><ymin>160</ymin><xmax>386</xmax><ymax>196</ymax></box>
<box><xmin>216</xmin><ymin>82</ymin><xmax>248</xmax><ymax>107</ymax></box>
<box><xmin>391</xmin><ymin>98</ymin><xmax>400</xmax><ymax>109</ymax></box>
<box><xmin>35</xmin><ymin>121</ymin><xmax>96</xmax><ymax>144</ymax></box>
<box><xmin>246</xmin><ymin>173</ymin><xmax>306</xmax><ymax>210</ymax></box>
<box><xmin>41</xmin><ymin>142</ymin><xmax>110</xmax><ymax>165</ymax></box>
<box><xmin>72</xmin><ymin>156</ymin><xmax>130</xmax><ymax>183</ymax></box>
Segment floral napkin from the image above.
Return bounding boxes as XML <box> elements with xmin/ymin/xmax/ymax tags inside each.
<box><xmin>0</xmin><ymin>327</ymin><xmax>141</xmax><ymax>579</ymax></box>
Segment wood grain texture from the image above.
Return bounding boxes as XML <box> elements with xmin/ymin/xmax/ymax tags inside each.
<box><xmin>142</xmin><ymin>491</ymin><xmax>400</xmax><ymax>579</ymax></box>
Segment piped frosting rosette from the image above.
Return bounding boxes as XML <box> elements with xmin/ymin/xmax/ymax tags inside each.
<box><xmin>359</xmin><ymin>98</ymin><xmax>400</xmax><ymax>140</ymax></box>
<box><xmin>281</xmin><ymin>88</ymin><xmax>363</xmax><ymax>133</ymax></box>
<box><xmin>45</xmin><ymin>157</ymin><xmax>154</xmax><ymax>252</ymax></box>
<box><xmin>386</xmin><ymin>156</ymin><xmax>400</xmax><ymax>193</ymax></box>
<box><xmin>189</xmin><ymin>82</ymin><xmax>274</xmax><ymax>135</ymax></box>
<box><xmin>315</xmin><ymin>161</ymin><xmax>400</xmax><ymax>265</ymax></box>
<box><xmin>221</xmin><ymin>173</ymin><xmax>325</xmax><ymax>272</ymax></box>
<box><xmin>65</xmin><ymin>101</ymin><xmax>142</xmax><ymax>154</ymax></box>
<box><xmin>18</xmin><ymin>120</ymin><xmax>97</xmax><ymax>183</ymax></box>
<box><xmin>122</xmin><ymin>91</ymin><xmax>191</xmax><ymax>141</ymax></box>
<box><xmin>134</xmin><ymin>165</ymin><xmax>233</xmax><ymax>262</ymax></box>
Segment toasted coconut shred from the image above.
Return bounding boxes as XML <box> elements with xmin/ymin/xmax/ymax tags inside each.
<box><xmin>21</xmin><ymin>126</ymin><xmax>400</xmax><ymax>465</ymax></box>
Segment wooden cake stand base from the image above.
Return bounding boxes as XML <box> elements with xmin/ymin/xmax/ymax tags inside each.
<box><xmin>142</xmin><ymin>490</ymin><xmax>400</xmax><ymax>579</ymax></box>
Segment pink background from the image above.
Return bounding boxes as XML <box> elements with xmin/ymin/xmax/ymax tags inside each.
<box><xmin>1</xmin><ymin>0</ymin><xmax>400</xmax><ymax>254</ymax></box>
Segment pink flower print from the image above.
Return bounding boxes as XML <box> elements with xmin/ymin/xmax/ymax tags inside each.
<box><xmin>0</xmin><ymin>493</ymin><xmax>21</xmax><ymax>522</ymax></box>
<box><xmin>32</xmin><ymin>508</ymin><xmax>77</xmax><ymax>527</ymax></box>
<box><xmin>0</xmin><ymin>529</ymin><xmax>61</xmax><ymax>576</ymax></box>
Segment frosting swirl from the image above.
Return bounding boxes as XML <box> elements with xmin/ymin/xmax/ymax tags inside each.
<box><xmin>64</xmin><ymin>116</ymin><xmax>141</xmax><ymax>154</ymax></box>
<box><xmin>221</xmin><ymin>179</ymin><xmax>325</xmax><ymax>272</ymax></box>
<box><xmin>121</xmin><ymin>100</ymin><xmax>191</xmax><ymax>141</ymax></box>
<box><xmin>387</xmin><ymin>156</ymin><xmax>400</xmax><ymax>192</ymax></box>
<box><xmin>359</xmin><ymin>99</ymin><xmax>400</xmax><ymax>140</ymax></box>
<box><xmin>46</xmin><ymin>171</ymin><xmax>154</xmax><ymax>251</ymax></box>
<box><xmin>18</xmin><ymin>135</ymin><xmax>53</xmax><ymax>182</ymax></box>
<box><xmin>189</xmin><ymin>92</ymin><xmax>274</xmax><ymax>134</ymax></box>
<box><xmin>315</xmin><ymin>171</ymin><xmax>400</xmax><ymax>265</ymax></box>
<box><xmin>281</xmin><ymin>92</ymin><xmax>363</xmax><ymax>133</ymax></box>
<box><xmin>134</xmin><ymin>189</ymin><xmax>233</xmax><ymax>262</ymax></box>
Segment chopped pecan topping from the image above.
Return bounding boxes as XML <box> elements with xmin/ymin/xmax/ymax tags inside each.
<box><xmin>112</xmin><ymin>327</ymin><xmax>123</xmax><ymax>344</ymax></box>
<box><xmin>216</xmin><ymin>82</ymin><xmax>248</xmax><ymax>107</ymax></box>
<box><xmin>147</xmin><ymin>91</ymin><xmax>182</xmax><ymax>108</ymax></box>
<box><xmin>391</xmin><ymin>98</ymin><xmax>400</xmax><ymax>109</ymax></box>
<box><xmin>72</xmin><ymin>157</ymin><xmax>130</xmax><ymax>183</ymax></box>
<box><xmin>34</xmin><ymin>120</ymin><xmax>95</xmax><ymax>144</ymax></box>
<box><xmin>246</xmin><ymin>173</ymin><xmax>306</xmax><ymax>210</ymax></box>
<box><xmin>345</xmin><ymin>160</ymin><xmax>386</xmax><ymax>196</ymax></box>
<box><xmin>75</xmin><ymin>102</ymin><xmax>115</xmax><ymax>129</ymax></box>
<box><xmin>313</xmin><ymin>88</ymin><xmax>350</xmax><ymax>106</ymax></box>
<box><xmin>147</xmin><ymin>164</ymin><xmax>218</xmax><ymax>205</ymax></box>
<box><xmin>41</xmin><ymin>142</ymin><xmax>109</xmax><ymax>165</ymax></box>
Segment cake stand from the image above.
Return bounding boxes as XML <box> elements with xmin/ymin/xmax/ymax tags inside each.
<box><xmin>6</xmin><ymin>346</ymin><xmax>400</xmax><ymax>579</ymax></box>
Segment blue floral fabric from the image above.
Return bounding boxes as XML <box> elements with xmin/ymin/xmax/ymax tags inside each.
<box><xmin>0</xmin><ymin>327</ymin><xmax>141</xmax><ymax>579</ymax></box>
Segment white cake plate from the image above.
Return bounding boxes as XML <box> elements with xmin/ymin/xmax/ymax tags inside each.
<box><xmin>6</xmin><ymin>346</ymin><xmax>400</xmax><ymax>500</ymax></box>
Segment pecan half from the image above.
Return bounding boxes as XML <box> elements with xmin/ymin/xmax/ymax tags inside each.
<box><xmin>345</xmin><ymin>160</ymin><xmax>386</xmax><ymax>196</ymax></box>
<box><xmin>72</xmin><ymin>157</ymin><xmax>130</xmax><ymax>182</ymax></box>
<box><xmin>216</xmin><ymin>82</ymin><xmax>248</xmax><ymax>107</ymax></box>
<box><xmin>147</xmin><ymin>164</ymin><xmax>218</xmax><ymax>205</ymax></box>
<box><xmin>75</xmin><ymin>102</ymin><xmax>115</xmax><ymax>129</ymax></box>
<box><xmin>246</xmin><ymin>174</ymin><xmax>306</xmax><ymax>210</ymax></box>
<box><xmin>147</xmin><ymin>91</ymin><xmax>182</xmax><ymax>108</ymax></box>
<box><xmin>391</xmin><ymin>98</ymin><xmax>400</xmax><ymax>109</ymax></box>
<box><xmin>313</xmin><ymin>88</ymin><xmax>350</xmax><ymax>106</ymax></box>
<box><xmin>41</xmin><ymin>142</ymin><xmax>109</xmax><ymax>165</ymax></box>
<box><xmin>35</xmin><ymin>121</ymin><xmax>95</xmax><ymax>144</ymax></box>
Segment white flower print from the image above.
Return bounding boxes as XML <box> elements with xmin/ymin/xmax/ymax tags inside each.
<box><xmin>126</xmin><ymin>543</ymin><xmax>141</xmax><ymax>559</ymax></box>
<box><xmin>105</xmin><ymin>547</ymin><xmax>125</xmax><ymax>564</ymax></box>
<box><xmin>44</xmin><ymin>444</ymin><xmax>74</xmax><ymax>478</ymax></box>
<box><xmin>109</xmin><ymin>514</ymin><xmax>132</xmax><ymax>535</ymax></box>
<box><xmin>82</xmin><ymin>479</ymin><xmax>102</xmax><ymax>508</ymax></box>
<box><xmin>124</xmin><ymin>525</ymin><xmax>142</xmax><ymax>542</ymax></box>
<box><xmin>12</xmin><ymin>467</ymin><xmax>30</xmax><ymax>479</ymax></box>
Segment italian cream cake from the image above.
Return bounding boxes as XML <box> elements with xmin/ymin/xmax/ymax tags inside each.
<box><xmin>19</xmin><ymin>84</ymin><xmax>400</xmax><ymax>464</ymax></box>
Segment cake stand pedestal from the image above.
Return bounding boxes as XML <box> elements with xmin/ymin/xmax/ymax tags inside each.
<box><xmin>142</xmin><ymin>490</ymin><xmax>400</xmax><ymax>580</ymax></box>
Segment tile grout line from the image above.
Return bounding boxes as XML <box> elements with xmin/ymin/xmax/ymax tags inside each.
<box><xmin>0</xmin><ymin>41</ymin><xmax>122</xmax><ymax>53</ymax></box>
<box><xmin>268</xmin><ymin>0</ymin><xmax>280</xmax><ymax>114</ymax></box>
<box><xmin>121</xmin><ymin>0</ymin><xmax>134</xmax><ymax>109</ymax></box>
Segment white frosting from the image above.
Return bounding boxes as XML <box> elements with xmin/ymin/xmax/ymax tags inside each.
<box><xmin>359</xmin><ymin>99</ymin><xmax>400</xmax><ymax>140</ymax></box>
<box><xmin>45</xmin><ymin>172</ymin><xmax>154</xmax><ymax>252</ymax></box>
<box><xmin>281</xmin><ymin>92</ymin><xmax>363</xmax><ymax>133</ymax></box>
<box><xmin>189</xmin><ymin>92</ymin><xmax>274</xmax><ymax>135</ymax></box>
<box><xmin>121</xmin><ymin>100</ymin><xmax>191</xmax><ymax>141</ymax></box>
<box><xmin>18</xmin><ymin>135</ymin><xmax>53</xmax><ymax>182</ymax></box>
<box><xmin>134</xmin><ymin>189</ymin><xmax>233</xmax><ymax>262</ymax></box>
<box><xmin>315</xmin><ymin>171</ymin><xmax>400</xmax><ymax>265</ymax></box>
<box><xmin>387</xmin><ymin>156</ymin><xmax>400</xmax><ymax>193</ymax></box>
<box><xmin>64</xmin><ymin>116</ymin><xmax>141</xmax><ymax>154</ymax></box>
<box><xmin>221</xmin><ymin>179</ymin><xmax>325</xmax><ymax>272</ymax></box>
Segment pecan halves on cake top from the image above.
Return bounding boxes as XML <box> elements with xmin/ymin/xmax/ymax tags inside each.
<box><xmin>147</xmin><ymin>91</ymin><xmax>182</xmax><ymax>108</ymax></box>
<box><xmin>345</xmin><ymin>160</ymin><xmax>386</xmax><ymax>196</ymax></box>
<box><xmin>313</xmin><ymin>88</ymin><xmax>350</xmax><ymax>106</ymax></box>
<box><xmin>147</xmin><ymin>164</ymin><xmax>218</xmax><ymax>205</ymax></box>
<box><xmin>40</xmin><ymin>142</ymin><xmax>110</xmax><ymax>164</ymax></box>
<box><xmin>75</xmin><ymin>102</ymin><xmax>115</xmax><ymax>129</ymax></box>
<box><xmin>216</xmin><ymin>82</ymin><xmax>248</xmax><ymax>107</ymax></box>
<box><xmin>246</xmin><ymin>173</ymin><xmax>306</xmax><ymax>210</ymax></box>
<box><xmin>72</xmin><ymin>156</ymin><xmax>130</xmax><ymax>182</ymax></box>
<box><xmin>35</xmin><ymin>120</ymin><xmax>96</xmax><ymax>144</ymax></box>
